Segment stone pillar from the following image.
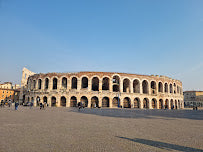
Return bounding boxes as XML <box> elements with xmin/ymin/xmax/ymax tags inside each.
<box><xmin>56</xmin><ymin>96</ymin><xmax>60</xmax><ymax>107</ymax></box>
<box><xmin>41</xmin><ymin>79</ymin><xmax>44</xmax><ymax>91</ymax></box>
<box><xmin>168</xmin><ymin>100</ymin><xmax>171</xmax><ymax>109</ymax></box>
<box><xmin>149</xmin><ymin>100</ymin><xmax>152</xmax><ymax>109</ymax></box>
<box><xmin>66</xmin><ymin>96</ymin><xmax>70</xmax><ymax>107</ymax></box>
<box><xmin>119</xmin><ymin>97</ymin><xmax>123</xmax><ymax>108</ymax></box>
<box><xmin>88</xmin><ymin>97</ymin><xmax>91</xmax><ymax>108</ymax></box>
<box><xmin>67</xmin><ymin>79</ymin><xmax>71</xmax><ymax>91</ymax></box>
<box><xmin>109</xmin><ymin>78</ymin><xmax>113</xmax><ymax>92</ymax></box>
<box><xmin>57</xmin><ymin>79</ymin><xmax>61</xmax><ymax>91</ymax></box>
<box><xmin>140</xmin><ymin>98</ymin><xmax>143</xmax><ymax>109</ymax></box>
<box><xmin>49</xmin><ymin>78</ymin><xmax>53</xmax><ymax>91</ymax></box>
<box><xmin>130</xmin><ymin>81</ymin><xmax>133</xmax><ymax>94</ymax></box>
<box><xmin>36</xmin><ymin>80</ymin><xmax>38</xmax><ymax>91</ymax></box>
<box><xmin>77</xmin><ymin>79</ymin><xmax>81</xmax><ymax>91</ymax></box>
<box><xmin>99</xmin><ymin>79</ymin><xmax>102</xmax><ymax>92</ymax></box>
<box><xmin>120</xmin><ymin>79</ymin><xmax>123</xmax><ymax>93</ymax></box>
<box><xmin>99</xmin><ymin>97</ymin><xmax>102</xmax><ymax>107</ymax></box>
<box><xmin>131</xmin><ymin>98</ymin><xmax>134</xmax><ymax>108</ymax></box>
<box><xmin>109</xmin><ymin>97</ymin><xmax>113</xmax><ymax>108</ymax></box>
<box><xmin>34</xmin><ymin>96</ymin><xmax>37</xmax><ymax>107</ymax></box>
<box><xmin>48</xmin><ymin>96</ymin><xmax>51</xmax><ymax>107</ymax></box>
<box><xmin>140</xmin><ymin>83</ymin><xmax>143</xmax><ymax>94</ymax></box>
<box><xmin>148</xmin><ymin>82</ymin><xmax>151</xmax><ymax>95</ymax></box>
<box><xmin>88</xmin><ymin>79</ymin><xmax>91</xmax><ymax>91</ymax></box>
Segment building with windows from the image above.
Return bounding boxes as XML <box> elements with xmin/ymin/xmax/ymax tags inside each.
<box><xmin>0</xmin><ymin>88</ymin><xmax>20</xmax><ymax>103</ymax></box>
<box><xmin>21</xmin><ymin>68</ymin><xmax>184</xmax><ymax>109</ymax></box>
<box><xmin>184</xmin><ymin>91</ymin><xmax>203</xmax><ymax>107</ymax></box>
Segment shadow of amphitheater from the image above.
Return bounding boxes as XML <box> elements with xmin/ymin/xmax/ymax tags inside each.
<box><xmin>71</xmin><ymin>108</ymin><xmax>203</xmax><ymax>120</ymax></box>
<box><xmin>116</xmin><ymin>136</ymin><xmax>203</xmax><ymax>152</ymax></box>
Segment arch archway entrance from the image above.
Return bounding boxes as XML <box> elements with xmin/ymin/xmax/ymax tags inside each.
<box><xmin>123</xmin><ymin>97</ymin><xmax>131</xmax><ymax>108</ymax></box>
<box><xmin>80</xmin><ymin>96</ymin><xmax>88</xmax><ymax>107</ymax></box>
<box><xmin>70</xmin><ymin>96</ymin><xmax>77</xmax><ymax>107</ymax></box>
<box><xmin>61</xmin><ymin>96</ymin><xmax>66</xmax><ymax>107</ymax></box>
<box><xmin>51</xmin><ymin>97</ymin><xmax>56</xmax><ymax>107</ymax></box>
<box><xmin>152</xmin><ymin>98</ymin><xmax>157</xmax><ymax>109</ymax></box>
<box><xmin>134</xmin><ymin>98</ymin><xmax>140</xmax><ymax>108</ymax></box>
<box><xmin>43</xmin><ymin>96</ymin><xmax>47</xmax><ymax>104</ymax></box>
<box><xmin>123</xmin><ymin>79</ymin><xmax>130</xmax><ymax>93</ymax></box>
<box><xmin>165</xmin><ymin>99</ymin><xmax>169</xmax><ymax>109</ymax></box>
<box><xmin>82</xmin><ymin>77</ymin><xmax>88</xmax><ymax>89</ymax></box>
<box><xmin>170</xmin><ymin>99</ymin><xmax>174</xmax><ymax>109</ymax></box>
<box><xmin>142</xmin><ymin>80</ymin><xmax>149</xmax><ymax>94</ymax></box>
<box><xmin>159</xmin><ymin>99</ymin><xmax>163</xmax><ymax>109</ymax></box>
<box><xmin>92</xmin><ymin>77</ymin><xmax>99</xmax><ymax>91</ymax></box>
<box><xmin>113</xmin><ymin>97</ymin><xmax>120</xmax><ymax>107</ymax></box>
<box><xmin>113</xmin><ymin>76</ymin><xmax>120</xmax><ymax>92</ymax></box>
<box><xmin>143</xmin><ymin>98</ymin><xmax>149</xmax><ymax>109</ymax></box>
<box><xmin>91</xmin><ymin>96</ymin><xmax>99</xmax><ymax>108</ymax></box>
<box><xmin>102</xmin><ymin>97</ymin><xmax>109</xmax><ymax>107</ymax></box>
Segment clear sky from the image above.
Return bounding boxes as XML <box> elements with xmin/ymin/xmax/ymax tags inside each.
<box><xmin>0</xmin><ymin>0</ymin><xmax>203</xmax><ymax>91</ymax></box>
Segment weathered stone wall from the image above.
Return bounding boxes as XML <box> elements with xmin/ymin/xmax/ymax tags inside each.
<box><xmin>24</xmin><ymin>71</ymin><xmax>184</xmax><ymax>109</ymax></box>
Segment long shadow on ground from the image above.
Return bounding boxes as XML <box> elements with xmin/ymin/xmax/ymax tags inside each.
<box><xmin>116</xmin><ymin>136</ymin><xmax>203</xmax><ymax>152</ymax></box>
<box><xmin>71</xmin><ymin>108</ymin><xmax>203</xmax><ymax>120</ymax></box>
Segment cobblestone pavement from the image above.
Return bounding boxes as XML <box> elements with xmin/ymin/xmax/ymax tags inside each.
<box><xmin>0</xmin><ymin>106</ymin><xmax>203</xmax><ymax>152</ymax></box>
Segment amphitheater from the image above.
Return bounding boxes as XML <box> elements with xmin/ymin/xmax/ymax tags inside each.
<box><xmin>21</xmin><ymin>68</ymin><xmax>184</xmax><ymax>109</ymax></box>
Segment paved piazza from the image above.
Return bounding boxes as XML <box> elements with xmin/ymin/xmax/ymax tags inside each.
<box><xmin>0</xmin><ymin>107</ymin><xmax>203</xmax><ymax>152</ymax></box>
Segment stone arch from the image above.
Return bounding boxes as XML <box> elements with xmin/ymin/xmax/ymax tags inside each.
<box><xmin>92</xmin><ymin>77</ymin><xmax>99</xmax><ymax>91</ymax></box>
<box><xmin>36</xmin><ymin>96</ymin><xmax>40</xmax><ymax>106</ymax></box>
<box><xmin>91</xmin><ymin>96</ymin><xmax>99</xmax><ymax>108</ymax></box>
<box><xmin>112</xmin><ymin>97</ymin><xmax>120</xmax><ymax>107</ymax></box>
<box><xmin>170</xmin><ymin>84</ymin><xmax>173</xmax><ymax>93</ymax></box>
<box><xmin>62</xmin><ymin>77</ymin><xmax>67</xmax><ymax>89</ymax></box>
<box><xmin>123</xmin><ymin>97</ymin><xmax>131</xmax><ymax>108</ymax></box>
<box><xmin>164</xmin><ymin>83</ymin><xmax>168</xmax><ymax>93</ymax></box>
<box><xmin>81</xmin><ymin>77</ymin><xmax>88</xmax><ymax>89</ymax></box>
<box><xmin>102</xmin><ymin>77</ymin><xmax>109</xmax><ymax>90</ymax></box>
<box><xmin>51</xmin><ymin>96</ymin><xmax>56</xmax><ymax>107</ymax></box>
<box><xmin>152</xmin><ymin>98</ymin><xmax>157</xmax><ymax>109</ymax></box>
<box><xmin>44</xmin><ymin>78</ymin><xmax>49</xmax><ymax>89</ymax></box>
<box><xmin>61</xmin><ymin>96</ymin><xmax>66</xmax><ymax>107</ymax></box>
<box><xmin>159</xmin><ymin>99</ymin><xmax>164</xmax><ymax>109</ymax></box>
<box><xmin>102</xmin><ymin>97</ymin><xmax>109</xmax><ymax>107</ymax></box>
<box><xmin>165</xmin><ymin>99</ymin><xmax>169</xmax><ymax>109</ymax></box>
<box><xmin>53</xmin><ymin>78</ymin><xmax>58</xmax><ymax>90</ymax></box>
<box><xmin>134</xmin><ymin>97</ymin><xmax>140</xmax><ymax>108</ymax></box>
<box><xmin>70</xmin><ymin>96</ymin><xmax>77</xmax><ymax>107</ymax></box>
<box><xmin>80</xmin><ymin>96</ymin><xmax>88</xmax><ymax>107</ymax></box>
<box><xmin>143</xmin><ymin>98</ymin><xmax>149</xmax><ymax>109</ymax></box>
<box><xmin>112</xmin><ymin>75</ymin><xmax>120</xmax><ymax>92</ymax></box>
<box><xmin>151</xmin><ymin>81</ymin><xmax>156</xmax><ymax>94</ymax></box>
<box><xmin>175</xmin><ymin>100</ymin><xmax>178</xmax><ymax>109</ymax></box>
<box><xmin>71</xmin><ymin>77</ymin><xmax>77</xmax><ymax>89</ymax></box>
<box><xmin>158</xmin><ymin>82</ymin><xmax>163</xmax><ymax>93</ymax></box>
<box><xmin>174</xmin><ymin>83</ymin><xmax>176</xmax><ymax>94</ymax></box>
<box><xmin>123</xmin><ymin>78</ymin><xmax>131</xmax><ymax>93</ymax></box>
<box><xmin>133</xmin><ymin>79</ymin><xmax>140</xmax><ymax>93</ymax></box>
<box><xmin>142</xmin><ymin>80</ymin><xmax>149</xmax><ymax>94</ymax></box>
<box><xmin>170</xmin><ymin>99</ymin><xmax>174</xmax><ymax>109</ymax></box>
<box><xmin>43</xmin><ymin>96</ymin><xmax>47</xmax><ymax>104</ymax></box>
<box><xmin>33</xmin><ymin>80</ymin><xmax>36</xmax><ymax>89</ymax></box>
<box><xmin>38</xmin><ymin>79</ymin><xmax>42</xmax><ymax>90</ymax></box>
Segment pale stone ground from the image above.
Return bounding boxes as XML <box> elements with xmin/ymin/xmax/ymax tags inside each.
<box><xmin>0</xmin><ymin>106</ymin><xmax>203</xmax><ymax>152</ymax></box>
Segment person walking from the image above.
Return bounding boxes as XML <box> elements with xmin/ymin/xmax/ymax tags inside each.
<box><xmin>15</xmin><ymin>102</ymin><xmax>19</xmax><ymax>110</ymax></box>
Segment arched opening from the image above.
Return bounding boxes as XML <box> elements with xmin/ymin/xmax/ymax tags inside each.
<box><xmin>102</xmin><ymin>97</ymin><xmax>109</xmax><ymax>107</ymax></box>
<box><xmin>178</xmin><ymin>100</ymin><xmax>180</xmax><ymax>109</ymax></box>
<box><xmin>152</xmin><ymin>98</ymin><xmax>157</xmax><ymax>109</ymax></box>
<box><xmin>151</xmin><ymin>81</ymin><xmax>156</xmax><ymax>94</ymax></box>
<box><xmin>142</xmin><ymin>80</ymin><xmax>149</xmax><ymax>94</ymax></box>
<box><xmin>113</xmin><ymin>97</ymin><xmax>120</xmax><ymax>107</ymax></box>
<box><xmin>133</xmin><ymin>79</ymin><xmax>140</xmax><ymax>93</ymax></box>
<box><xmin>33</xmin><ymin>80</ymin><xmax>36</xmax><ymax>89</ymax></box>
<box><xmin>164</xmin><ymin>83</ymin><xmax>168</xmax><ymax>93</ymax></box>
<box><xmin>81</xmin><ymin>77</ymin><xmax>88</xmax><ymax>89</ymax></box>
<box><xmin>177</xmin><ymin>86</ymin><xmax>179</xmax><ymax>94</ymax></box>
<box><xmin>61</xmin><ymin>96</ymin><xmax>66</xmax><ymax>107</ymax></box>
<box><xmin>134</xmin><ymin>98</ymin><xmax>140</xmax><ymax>108</ymax></box>
<box><xmin>123</xmin><ymin>97</ymin><xmax>131</xmax><ymax>108</ymax></box>
<box><xmin>62</xmin><ymin>77</ymin><xmax>67</xmax><ymax>89</ymax></box>
<box><xmin>158</xmin><ymin>82</ymin><xmax>163</xmax><ymax>93</ymax></box>
<box><xmin>102</xmin><ymin>77</ymin><xmax>109</xmax><ymax>90</ymax></box>
<box><xmin>80</xmin><ymin>96</ymin><xmax>88</xmax><ymax>107</ymax></box>
<box><xmin>123</xmin><ymin>78</ymin><xmax>130</xmax><ymax>93</ymax></box>
<box><xmin>170</xmin><ymin>84</ymin><xmax>173</xmax><ymax>93</ymax></box>
<box><xmin>38</xmin><ymin>79</ymin><xmax>42</xmax><ymax>89</ymax></box>
<box><xmin>53</xmin><ymin>78</ymin><xmax>57</xmax><ymax>90</ymax></box>
<box><xmin>91</xmin><ymin>96</ymin><xmax>99</xmax><ymax>108</ymax></box>
<box><xmin>159</xmin><ymin>99</ymin><xmax>163</xmax><ymax>109</ymax></box>
<box><xmin>43</xmin><ymin>96</ymin><xmax>47</xmax><ymax>104</ymax></box>
<box><xmin>165</xmin><ymin>99</ymin><xmax>169</xmax><ymax>109</ymax></box>
<box><xmin>70</xmin><ymin>96</ymin><xmax>77</xmax><ymax>107</ymax></box>
<box><xmin>36</xmin><ymin>96</ymin><xmax>40</xmax><ymax>106</ymax></box>
<box><xmin>170</xmin><ymin>99</ymin><xmax>174</xmax><ymax>109</ymax></box>
<box><xmin>92</xmin><ymin>77</ymin><xmax>99</xmax><ymax>91</ymax></box>
<box><xmin>71</xmin><ymin>77</ymin><xmax>77</xmax><ymax>89</ymax></box>
<box><xmin>143</xmin><ymin>98</ymin><xmax>149</xmax><ymax>109</ymax></box>
<box><xmin>45</xmin><ymin>78</ymin><xmax>49</xmax><ymax>89</ymax></box>
<box><xmin>174</xmin><ymin>83</ymin><xmax>176</xmax><ymax>94</ymax></box>
<box><xmin>113</xmin><ymin>75</ymin><xmax>120</xmax><ymax>92</ymax></box>
<box><xmin>51</xmin><ymin>96</ymin><xmax>56</xmax><ymax>107</ymax></box>
<box><xmin>175</xmin><ymin>100</ymin><xmax>178</xmax><ymax>109</ymax></box>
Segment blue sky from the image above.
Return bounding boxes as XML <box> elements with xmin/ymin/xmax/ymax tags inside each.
<box><xmin>0</xmin><ymin>0</ymin><xmax>203</xmax><ymax>91</ymax></box>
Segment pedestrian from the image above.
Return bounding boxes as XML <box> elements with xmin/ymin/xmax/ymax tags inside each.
<box><xmin>30</xmin><ymin>102</ymin><xmax>33</xmax><ymax>109</ymax></box>
<box><xmin>15</xmin><ymin>102</ymin><xmax>19</xmax><ymax>110</ymax></box>
<box><xmin>40</xmin><ymin>102</ymin><xmax>43</xmax><ymax>109</ymax></box>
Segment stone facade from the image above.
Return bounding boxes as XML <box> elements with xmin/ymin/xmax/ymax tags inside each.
<box><xmin>184</xmin><ymin>91</ymin><xmax>203</xmax><ymax>107</ymax></box>
<box><xmin>22</xmin><ymin>69</ymin><xmax>184</xmax><ymax>109</ymax></box>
